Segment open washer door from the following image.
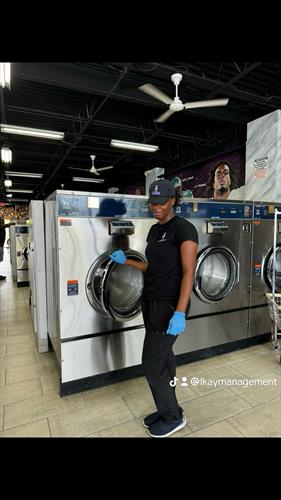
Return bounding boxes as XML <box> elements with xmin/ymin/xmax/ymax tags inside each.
<box><xmin>86</xmin><ymin>249</ymin><xmax>146</xmax><ymax>321</ymax></box>
<box><xmin>194</xmin><ymin>246</ymin><xmax>238</xmax><ymax>303</ymax></box>
<box><xmin>264</xmin><ymin>243</ymin><xmax>281</xmax><ymax>292</ymax></box>
<box><xmin>16</xmin><ymin>238</ymin><xmax>29</xmax><ymax>270</ymax></box>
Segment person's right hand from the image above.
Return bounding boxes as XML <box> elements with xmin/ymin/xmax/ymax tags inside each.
<box><xmin>167</xmin><ymin>311</ymin><xmax>186</xmax><ymax>335</ymax></box>
<box><xmin>109</xmin><ymin>250</ymin><xmax>126</xmax><ymax>265</ymax></box>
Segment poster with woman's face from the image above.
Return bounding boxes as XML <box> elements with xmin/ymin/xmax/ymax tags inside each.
<box><xmin>167</xmin><ymin>149</ymin><xmax>245</xmax><ymax>200</ymax></box>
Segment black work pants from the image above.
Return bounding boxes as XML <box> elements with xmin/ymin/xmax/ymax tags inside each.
<box><xmin>141</xmin><ymin>299</ymin><xmax>182</xmax><ymax>423</ymax></box>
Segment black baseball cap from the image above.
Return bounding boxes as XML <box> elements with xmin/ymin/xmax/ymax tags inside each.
<box><xmin>148</xmin><ymin>179</ymin><xmax>176</xmax><ymax>204</ymax></box>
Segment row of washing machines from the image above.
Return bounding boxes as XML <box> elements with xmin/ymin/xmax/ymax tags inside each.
<box><xmin>28</xmin><ymin>191</ymin><xmax>281</xmax><ymax>395</ymax></box>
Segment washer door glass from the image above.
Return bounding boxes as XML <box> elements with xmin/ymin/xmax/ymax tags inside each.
<box><xmin>265</xmin><ymin>244</ymin><xmax>281</xmax><ymax>292</ymax></box>
<box><xmin>194</xmin><ymin>246</ymin><xmax>238</xmax><ymax>303</ymax></box>
<box><xmin>22</xmin><ymin>245</ymin><xmax>28</xmax><ymax>262</ymax></box>
<box><xmin>86</xmin><ymin>250</ymin><xmax>146</xmax><ymax>321</ymax></box>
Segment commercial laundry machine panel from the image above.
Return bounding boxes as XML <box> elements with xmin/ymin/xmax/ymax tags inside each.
<box><xmin>173</xmin><ymin>200</ymin><xmax>253</xmax><ymax>354</ymax></box>
<box><xmin>249</xmin><ymin>202</ymin><xmax>281</xmax><ymax>337</ymax></box>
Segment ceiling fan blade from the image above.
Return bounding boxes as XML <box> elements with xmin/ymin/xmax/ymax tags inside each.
<box><xmin>184</xmin><ymin>98</ymin><xmax>229</xmax><ymax>110</ymax></box>
<box><xmin>155</xmin><ymin>109</ymin><xmax>177</xmax><ymax>123</ymax></box>
<box><xmin>67</xmin><ymin>166</ymin><xmax>89</xmax><ymax>172</ymax></box>
<box><xmin>138</xmin><ymin>83</ymin><xmax>173</xmax><ymax>105</ymax></box>
<box><xmin>96</xmin><ymin>166</ymin><xmax>114</xmax><ymax>172</ymax></box>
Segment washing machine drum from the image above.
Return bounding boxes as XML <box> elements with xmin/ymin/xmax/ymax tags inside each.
<box><xmin>194</xmin><ymin>246</ymin><xmax>238</xmax><ymax>303</ymax></box>
<box><xmin>86</xmin><ymin>250</ymin><xmax>146</xmax><ymax>321</ymax></box>
<box><xmin>265</xmin><ymin>244</ymin><xmax>281</xmax><ymax>292</ymax></box>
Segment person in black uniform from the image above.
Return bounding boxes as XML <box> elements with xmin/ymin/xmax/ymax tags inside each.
<box><xmin>109</xmin><ymin>179</ymin><xmax>198</xmax><ymax>437</ymax></box>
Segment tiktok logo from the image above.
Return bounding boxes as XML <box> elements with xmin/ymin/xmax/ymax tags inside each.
<box><xmin>169</xmin><ymin>377</ymin><xmax>178</xmax><ymax>387</ymax></box>
<box><xmin>169</xmin><ymin>376</ymin><xmax>189</xmax><ymax>387</ymax></box>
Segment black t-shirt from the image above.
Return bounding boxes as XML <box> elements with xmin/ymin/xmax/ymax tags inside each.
<box><xmin>143</xmin><ymin>215</ymin><xmax>198</xmax><ymax>301</ymax></box>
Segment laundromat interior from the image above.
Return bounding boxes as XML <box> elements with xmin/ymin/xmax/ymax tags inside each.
<box><xmin>0</xmin><ymin>62</ymin><xmax>281</xmax><ymax>438</ymax></box>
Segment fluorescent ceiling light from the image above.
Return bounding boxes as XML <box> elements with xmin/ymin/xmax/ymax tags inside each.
<box><xmin>0</xmin><ymin>124</ymin><xmax>64</xmax><ymax>140</ymax></box>
<box><xmin>1</xmin><ymin>146</ymin><xmax>12</xmax><ymax>163</ymax></box>
<box><xmin>6</xmin><ymin>188</ymin><xmax>33</xmax><ymax>193</ymax></box>
<box><xmin>4</xmin><ymin>179</ymin><xmax>12</xmax><ymax>187</ymax></box>
<box><xmin>0</xmin><ymin>63</ymin><xmax>10</xmax><ymax>89</ymax></box>
<box><xmin>73</xmin><ymin>177</ymin><xmax>104</xmax><ymax>183</ymax></box>
<box><xmin>6</xmin><ymin>194</ymin><xmax>12</xmax><ymax>198</ymax></box>
<box><xmin>5</xmin><ymin>171</ymin><xmax>43</xmax><ymax>179</ymax></box>
<box><xmin>110</xmin><ymin>139</ymin><xmax>159</xmax><ymax>152</ymax></box>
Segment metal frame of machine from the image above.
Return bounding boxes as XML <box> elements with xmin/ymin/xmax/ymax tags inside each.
<box><xmin>28</xmin><ymin>200</ymin><xmax>48</xmax><ymax>353</ymax></box>
<box><xmin>248</xmin><ymin>201</ymin><xmax>281</xmax><ymax>338</ymax></box>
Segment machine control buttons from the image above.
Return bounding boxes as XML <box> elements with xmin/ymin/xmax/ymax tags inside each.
<box><xmin>207</xmin><ymin>221</ymin><xmax>229</xmax><ymax>234</ymax></box>
<box><xmin>109</xmin><ymin>220</ymin><xmax>135</xmax><ymax>235</ymax></box>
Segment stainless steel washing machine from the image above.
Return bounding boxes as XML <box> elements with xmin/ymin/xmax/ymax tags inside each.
<box><xmin>173</xmin><ymin>199</ymin><xmax>253</xmax><ymax>355</ymax></box>
<box><xmin>15</xmin><ymin>225</ymin><xmax>29</xmax><ymax>287</ymax></box>
<box><xmin>28</xmin><ymin>200</ymin><xmax>48</xmax><ymax>353</ymax></box>
<box><xmin>248</xmin><ymin>202</ymin><xmax>281</xmax><ymax>337</ymax></box>
<box><xmin>44</xmin><ymin>190</ymin><xmax>155</xmax><ymax>394</ymax></box>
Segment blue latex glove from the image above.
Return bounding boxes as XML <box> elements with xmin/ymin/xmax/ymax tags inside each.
<box><xmin>167</xmin><ymin>311</ymin><xmax>186</xmax><ymax>335</ymax></box>
<box><xmin>109</xmin><ymin>249</ymin><xmax>127</xmax><ymax>265</ymax></box>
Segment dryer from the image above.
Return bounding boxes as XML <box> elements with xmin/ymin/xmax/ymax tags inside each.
<box><xmin>174</xmin><ymin>200</ymin><xmax>253</xmax><ymax>356</ymax></box>
<box><xmin>44</xmin><ymin>190</ymin><xmax>155</xmax><ymax>395</ymax></box>
<box><xmin>248</xmin><ymin>202</ymin><xmax>281</xmax><ymax>338</ymax></box>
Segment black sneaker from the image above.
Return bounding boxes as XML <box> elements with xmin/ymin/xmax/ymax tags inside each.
<box><xmin>143</xmin><ymin>411</ymin><xmax>160</xmax><ymax>428</ymax></box>
<box><xmin>147</xmin><ymin>415</ymin><xmax>187</xmax><ymax>438</ymax></box>
<box><xmin>143</xmin><ymin>406</ymin><xmax>184</xmax><ymax>428</ymax></box>
<box><xmin>0</xmin><ymin>275</ymin><xmax>6</xmax><ymax>280</ymax></box>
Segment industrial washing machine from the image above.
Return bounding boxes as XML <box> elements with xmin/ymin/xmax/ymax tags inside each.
<box><xmin>44</xmin><ymin>190</ymin><xmax>155</xmax><ymax>395</ymax></box>
<box><xmin>10</xmin><ymin>225</ymin><xmax>29</xmax><ymax>286</ymax></box>
<box><xmin>173</xmin><ymin>199</ymin><xmax>253</xmax><ymax>357</ymax></box>
<box><xmin>248</xmin><ymin>201</ymin><xmax>281</xmax><ymax>338</ymax></box>
<box><xmin>28</xmin><ymin>200</ymin><xmax>48</xmax><ymax>353</ymax></box>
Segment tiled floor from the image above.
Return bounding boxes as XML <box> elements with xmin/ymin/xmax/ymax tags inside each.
<box><xmin>1</xmin><ymin>248</ymin><xmax>281</xmax><ymax>437</ymax></box>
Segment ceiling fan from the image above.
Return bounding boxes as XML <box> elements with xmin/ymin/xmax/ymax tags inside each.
<box><xmin>68</xmin><ymin>155</ymin><xmax>114</xmax><ymax>175</ymax></box>
<box><xmin>138</xmin><ymin>73</ymin><xmax>229</xmax><ymax>123</ymax></box>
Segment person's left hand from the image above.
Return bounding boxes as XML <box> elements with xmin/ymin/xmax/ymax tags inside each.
<box><xmin>167</xmin><ymin>311</ymin><xmax>186</xmax><ymax>335</ymax></box>
<box><xmin>109</xmin><ymin>249</ymin><xmax>126</xmax><ymax>264</ymax></box>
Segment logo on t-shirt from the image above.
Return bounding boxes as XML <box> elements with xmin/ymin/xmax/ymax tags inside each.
<box><xmin>157</xmin><ymin>232</ymin><xmax>167</xmax><ymax>242</ymax></box>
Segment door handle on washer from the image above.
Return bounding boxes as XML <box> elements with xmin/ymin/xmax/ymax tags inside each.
<box><xmin>236</xmin><ymin>261</ymin><xmax>240</xmax><ymax>285</ymax></box>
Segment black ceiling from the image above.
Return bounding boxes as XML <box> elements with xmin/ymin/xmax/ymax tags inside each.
<box><xmin>1</xmin><ymin>61</ymin><xmax>281</xmax><ymax>203</ymax></box>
